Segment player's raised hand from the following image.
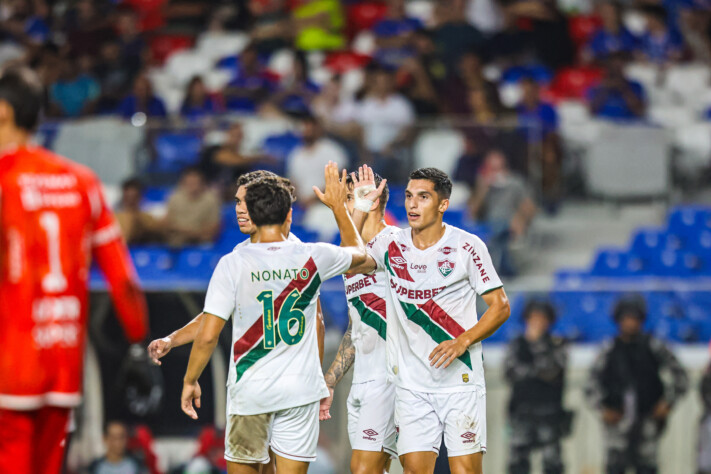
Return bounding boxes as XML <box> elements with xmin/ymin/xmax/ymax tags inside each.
<box><xmin>319</xmin><ymin>387</ymin><xmax>334</xmax><ymax>421</ymax></box>
<box><xmin>181</xmin><ymin>380</ymin><xmax>202</xmax><ymax>420</ymax></box>
<box><xmin>313</xmin><ymin>161</ymin><xmax>348</xmax><ymax>210</ymax></box>
<box><xmin>147</xmin><ymin>337</ymin><xmax>173</xmax><ymax>365</ymax></box>
<box><xmin>351</xmin><ymin>165</ymin><xmax>387</xmax><ymax>211</ymax></box>
<box><xmin>428</xmin><ymin>337</ymin><xmax>469</xmax><ymax>369</ymax></box>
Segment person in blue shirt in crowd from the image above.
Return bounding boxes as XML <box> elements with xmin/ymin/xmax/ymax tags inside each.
<box><xmin>587</xmin><ymin>53</ymin><xmax>646</xmax><ymax>120</ymax></box>
<box><xmin>516</xmin><ymin>77</ymin><xmax>562</xmax><ymax>211</ymax></box>
<box><xmin>264</xmin><ymin>52</ymin><xmax>320</xmax><ymax>116</ymax></box>
<box><xmin>49</xmin><ymin>55</ymin><xmax>100</xmax><ymax>117</ymax></box>
<box><xmin>118</xmin><ymin>74</ymin><xmax>168</xmax><ymax>120</ymax></box>
<box><xmin>222</xmin><ymin>44</ymin><xmax>277</xmax><ymax>113</ymax></box>
<box><xmin>371</xmin><ymin>0</ymin><xmax>423</xmax><ymax>69</ymax></box>
<box><xmin>637</xmin><ymin>5</ymin><xmax>685</xmax><ymax>64</ymax></box>
<box><xmin>584</xmin><ymin>1</ymin><xmax>639</xmax><ymax>63</ymax></box>
<box><xmin>180</xmin><ymin>76</ymin><xmax>221</xmax><ymax>121</ymax></box>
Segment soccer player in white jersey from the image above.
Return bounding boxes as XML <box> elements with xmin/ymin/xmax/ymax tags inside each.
<box><xmin>147</xmin><ymin>171</ymin><xmax>325</xmax><ymax>364</ymax></box>
<box><xmin>319</xmin><ymin>166</ymin><xmax>398</xmax><ymax>473</ymax></box>
<box><xmin>348</xmin><ymin>167</ymin><xmax>511</xmax><ymax>474</ymax></box>
<box><xmin>180</xmin><ymin>163</ymin><xmax>368</xmax><ymax>474</ymax></box>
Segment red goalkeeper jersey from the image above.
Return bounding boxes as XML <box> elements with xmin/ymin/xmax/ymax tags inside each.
<box><xmin>0</xmin><ymin>145</ymin><xmax>148</xmax><ymax>410</ymax></box>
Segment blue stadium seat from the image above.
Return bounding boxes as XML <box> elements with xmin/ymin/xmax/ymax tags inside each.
<box><xmin>143</xmin><ymin>186</ymin><xmax>171</xmax><ymax>204</ymax></box>
<box><xmin>629</xmin><ymin>227</ymin><xmax>681</xmax><ymax>257</ymax></box>
<box><xmin>678</xmin><ymin>291</ymin><xmax>711</xmax><ymax>340</ymax></box>
<box><xmin>129</xmin><ymin>247</ymin><xmax>174</xmax><ymax>280</ymax></box>
<box><xmin>291</xmin><ymin>226</ymin><xmax>319</xmax><ymax>243</ymax></box>
<box><xmin>221</xmin><ymin>204</ymin><xmax>239</xmax><ymax>230</ymax></box>
<box><xmin>590</xmin><ymin>248</ymin><xmax>630</xmax><ymax>276</ymax></box>
<box><xmin>647</xmin><ymin>250</ymin><xmax>703</xmax><ymax>277</ymax></box>
<box><xmin>319</xmin><ymin>290</ymin><xmax>349</xmax><ymax>332</ymax></box>
<box><xmin>260</xmin><ymin>132</ymin><xmax>302</xmax><ymax>176</ymax></box>
<box><xmin>175</xmin><ymin>248</ymin><xmax>222</xmax><ymax>281</ymax></box>
<box><xmin>215</xmin><ymin>227</ymin><xmax>244</xmax><ymax>252</ymax></box>
<box><xmin>152</xmin><ymin>132</ymin><xmax>203</xmax><ymax>173</ymax></box>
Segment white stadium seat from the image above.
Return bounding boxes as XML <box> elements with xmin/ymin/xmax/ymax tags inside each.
<box><xmin>165</xmin><ymin>51</ymin><xmax>213</xmax><ymax>87</ymax></box>
<box><xmin>665</xmin><ymin>64</ymin><xmax>710</xmax><ymax>98</ymax></box>
<box><xmin>341</xmin><ymin>68</ymin><xmax>365</xmax><ymax>100</ymax></box>
<box><xmin>413</xmin><ymin>128</ymin><xmax>465</xmax><ymax>177</ymax></box>
<box><xmin>196</xmin><ymin>32</ymin><xmax>249</xmax><ymax>62</ymax></box>
<box><xmin>352</xmin><ymin>30</ymin><xmax>377</xmax><ymax>56</ymax></box>
<box><xmin>498</xmin><ymin>82</ymin><xmax>522</xmax><ymax>108</ymax></box>
<box><xmin>240</xmin><ymin>118</ymin><xmax>293</xmax><ymax>152</ymax></box>
<box><xmin>649</xmin><ymin>105</ymin><xmax>696</xmax><ymax>128</ymax></box>
<box><xmin>268</xmin><ymin>48</ymin><xmax>295</xmax><ymax>78</ymax></box>
<box><xmin>203</xmin><ymin>68</ymin><xmax>233</xmax><ymax>92</ymax></box>
<box><xmin>405</xmin><ymin>0</ymin><xmax>435</xmax><ymax>27</ymax></box>
<box><xmin>674</xmin><ymin>122</ymin><xmax>711</xmax><ymax>169</ymax></box>
<box><xmin>625</xmin><ymin>63</ymin><xmax>659</xmax><ymax>92</ymax></box>
<box><xmin>557</xmin><ymin>100</ymin><xmax>590</xmax><ymax>124</ymax></box>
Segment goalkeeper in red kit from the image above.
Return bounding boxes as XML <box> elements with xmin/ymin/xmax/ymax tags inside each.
<box><xmin>0</xmin><ymin>68</ymin><xmax>149</xmax><ymax>473</ymax></box>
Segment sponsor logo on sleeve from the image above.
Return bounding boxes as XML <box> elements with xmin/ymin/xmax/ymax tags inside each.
<box><xmin>438</xmin><ymin>259</ymin><xmax>455</xmax><ymax>278</ymax></box>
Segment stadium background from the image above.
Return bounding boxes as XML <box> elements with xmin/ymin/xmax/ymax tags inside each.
<box><xmin>3</xmin><ymin>0</ymin><xmax>711</xmax><ymax>471</ymax></box>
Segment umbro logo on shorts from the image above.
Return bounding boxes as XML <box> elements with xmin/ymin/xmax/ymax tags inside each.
<box><xmin>461</xmin><ymin>432</ymin><xmax>476</xmax><ymax>444</ymax></box>
<box><xmin>363</xmin><ymin>429</ymin><xmax>379</xmax><ymax>441</ymax></box>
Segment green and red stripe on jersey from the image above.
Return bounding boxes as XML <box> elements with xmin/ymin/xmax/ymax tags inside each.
<box><xmin>348</xmin><ymin>292</ymin><xmax>387</xmax><ymax>340</ymax></box>
<box><xmin>232</xmin><ymin>258</ymin><xmax>321</xmax><ymax>382</ymax></box>
<box><xmin>399</xmin><ymin>299</ymin><xmax>473</xmax><ymax>369</ymax></box>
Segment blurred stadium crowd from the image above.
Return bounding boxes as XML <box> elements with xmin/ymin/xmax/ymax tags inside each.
<box><xmin>3</xmin><ymin>0</ymin><xmax>711</xmax><ymax>472</ymax></box>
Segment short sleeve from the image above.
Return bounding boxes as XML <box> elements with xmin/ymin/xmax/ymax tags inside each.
<box><xmin>366</xmin><ymin>232</ymin><xmax>391</xmax><ymax>272</ymax></box>
<box><xmin>87</xmin><ymin>175</ymin><xmax>123</xmax><ymax>249</ymax></box>
<box><xmin>311</xmin><ymin>243</ymin><xmax>353</xmax><ymax>281</ymax></box>
<box><xmin>462</xmin><ymin>236</ymin><xmax>503</xmax><ymax>295</ymax></box>
<box><xmin>203</xmin><ymin>256</ymin><xmax>237</xmax><ymax>320</ymax></box>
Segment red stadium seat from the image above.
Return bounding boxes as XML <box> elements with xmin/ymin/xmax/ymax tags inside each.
<box><xmin>324</xmin><ymin>51</ymin><xmax>372</xmax><ymax>74</ymax></box>
<box><xmin>149</xmin><ymin>34</ymin><xmax>194</xmax><ymax>65</ymax></box>
<box><xmin>123</xmin><ymin>0</ymin><xmax>168</xmax><ymax>31</ymax></box>
<box><xmin>549</xmin><ymin>67</ymin><xmax>603</xmax><ymax>100</ymax></box>
<box><xmin>347</xmin><ymin>2</ymin><xmax>388</xmax><ymax>35</ymax></box>
<box><xmin>568</xmin><ymin>14</ymin><xmax>602</xmax><ymax>49</ymax></box>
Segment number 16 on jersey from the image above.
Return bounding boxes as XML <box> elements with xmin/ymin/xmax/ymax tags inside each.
<box><xmin>256</xmin><ymin>289</ymin><xmax>306</xmax><ymax>349</ymax></box>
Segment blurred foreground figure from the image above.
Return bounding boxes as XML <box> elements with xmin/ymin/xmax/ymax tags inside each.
<box><xmin>504</xmin><ymin>300</ymin><xmax>569</xmax><ymax>474</ymax></box>
<box><xmin>0</xmin><ymin>67</ymin><xmax>148</xmax><ymax>474</ymax></box>
<box><xmin>698</xmin><ymin>360</ymin><xmax>711</xmax><ymax>474</ymax></box>
<box><xmin>585</xmin><ymin>295</ymin><xmax>688</xmax><ymax>474</ymax></box>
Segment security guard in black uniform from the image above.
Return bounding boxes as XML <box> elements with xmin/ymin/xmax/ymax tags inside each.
<box><xmin>505</xmin><ymin>300</ymin><xmax>570</xmax><ymax>474</ymax></box>
<box><xmin>585</xmin><ymin>294</ymin><xmax>688</xmax><ymax>474</ymax></box>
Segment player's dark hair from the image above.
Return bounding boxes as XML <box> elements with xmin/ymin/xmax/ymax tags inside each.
<box><xmin>236</xmin><ymin>171</ymin><xmax>296</xmax><ymax>202</ymax></box>
<box><xmin>0</xmin><ymin>67</ymin><xmax>43</xmax><ymax>132</ymax></box>
<box><xmin>346</xmin><ymin>171</ymin><xmax>389</xmax><ymax>213</ymax></box>
<box><xmin>408</xmin><ymin>167</ymin><xmax>452</xmax><ymax>199</ymax></box>
<box><xmin>245</xmin><ymin>179</ymin><xmax>292</xmax><ymax>227</ymax></box>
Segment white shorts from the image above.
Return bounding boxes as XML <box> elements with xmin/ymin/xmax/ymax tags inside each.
<box><xmin>394</xmin><ymin>387</ymin><xmax>486</xmax><ymax>457</ymax></box>
<box><xmin>347</xmin><ymin>378</ymin><xmax>397</xmax><ymax>457</ymax></box>
<box><xmin>224</xmin><ymin>402</ymin><xmax>319</xmax><ymax>464</ymax></box>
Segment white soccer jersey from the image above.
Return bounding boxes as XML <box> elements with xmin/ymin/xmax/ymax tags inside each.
<box><xmin>234</xmin><ymin>232</ymin><xmax>301</xmax><ymax>249</ymax></box>
<box><xmin>368</xmin><ymin>224</ymin><xmax>503</xmax><ymax>393</ymax></box>
<box><xmin>203</xmin><ymin>240</ymin><xmax>353</xmax><ymax>416</ymax></box>
<box><xmin>343</xmin><ymin>225</ymin><xmax>400</xmax><ymax>384</ymax></box>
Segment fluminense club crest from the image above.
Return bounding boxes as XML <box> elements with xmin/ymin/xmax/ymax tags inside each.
<box><xmin>438</xmin><ymin>259</ymin><xmax>455</xmax><ymax>278</ymax></box>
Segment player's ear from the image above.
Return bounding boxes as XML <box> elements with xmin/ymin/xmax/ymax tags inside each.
<box><xmin>0</xmin><ymin>100</ymin><xmax>11</xmax><ymax>126</ymax></box>
<box><xmin>438</xmin><ymin>198</ymin><xmax>450</xmax><ymax>214</ymax></box>
<box><xmin>369</xmin><ymin>198</ymin><xmax>380</xmax><ymax>212</ymax></box>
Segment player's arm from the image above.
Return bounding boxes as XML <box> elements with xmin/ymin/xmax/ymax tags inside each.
<box><xmin>320</xmin><ymin>318</ymin><xmax>355</xmax><ymax>420</ymax></box>
<box><xmin>429</xmin><ymin>287</ymin><xmax>510</xmax><ymax>369</ymax></box>
<box><xmin>313</xmin><ymin>161</ymin><xmax>367</xmax><ymax>270</ymax></box>
<box><xmin>147</xmin><ymin>312</ymin><xmax>206</xmax><ymax>365</ymax></box>
<box><xmin>181</xmin><ymin>313</ymin><xmax>226</xmax><ymax>419</ymax></box>
<box><xmin>90</xmin><ymin>181</ymin><xmax>148</xmax><ymax>343</ymax></box>
<box><xmin>316</xmin><ymin>299</ymin><xmax>325</xmax><ymax>363</ymax></box>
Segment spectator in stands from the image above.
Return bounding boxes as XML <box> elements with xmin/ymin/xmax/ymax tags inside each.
<box><xmin>163</xmin><ymin>167</ymin><xmax>221</xmax><ymax>247</ymax></box>
<box><xmin>180</xmin><ymin>76</ymin><xmax>221</xmax><ymax>121</ymax></box>
<box><xmin>679</xmin><ymin>6</ymin><xmax>711</xmax><ymax>62</ymax></box>
<box><xmin>0</xmin><ymin>0</ymin><xmax>51</xmax><ymax>46</ymax></box>
<box><xmin>115</xmin><ymin>178</ymin><xmax>162</xmax><ymax>245</ymax></box>
<box><xmin>396</xmin><ymin>28</ymin><xmax>445</xmax><ymax>117</ymax></box>
<box><xmin>48</xmin><ymin>55</ymin><xmax>100</xmax><ymax>117</ymax></box>
<box><xmin>286</xmin><ymin>114</ymin><xmax>348</xmax><ymax>207</ymax></box>
<box><xmin>263</xmin><ymin>52</ymin><xmax>320</xmax><ymax>116</ymax></box>
<box><xmin>468</xmin><ymin>150</ymin><xmax>536</xmax><ymax>276</ymax></box>
<box><xmin>292</xmin><ymin>0</ymin><xmax>346</xmax><ymax>51</ymax></box>
<box><xmin>64</xmin><ymin>0</ymin><xmax>115</xmax><ymax>59</ymax></box>
<box><xmin>432</xmin><ymin>0</ymin><xmax>485</xmax><ymax>74</ymax></box>
<box><xmin>198</xmin><ymin>122</ymin><xmax>269</xmax><ymax>185</ymax></box>
<box><xmin>444</xmin><ymin>50</ymin><xmax>500</xmax><ymax>115</ymax></box>
<box><xmin>94</xmin><ymin>41</ymin><xmax>135</xmax><ymax>114</ymax></box>
<box><xmin>354</xmin><ymin>65</ymin><xmax>415</xmax><ymax>181</ymax></box>
<box><xmin>587</xmin><ymin>53</ymin><xmax>646</xmax><ymax>120</ymax></box>
<box><xmin>583</xmin><ymin>1</ymin><xmax>640</xmax><ymax>63</ymax></box>
<box><xmin>223</xmin><ymin>44</ymin><xmax>277</xmax><ymax>113</ymax></box>
<box><xmin>311</xmin><ymin>75</ymin><xmax>361</xmax><ymax>141</ymax></box>
<box><xmin>118</xmin><ymin>74</ymin><xmax>168</xmax><ymax>120</ymax></box>
<box><xmin>87</xmin><ymin>421</ymin><xmax>144</xmax><ymax>474</ymax></box>
<box><xmin>115</xmin><ymin>8</ymin><xmax>147</xmax><ymax>78</ymax></box>
<box><xmin>637</xmin><ymin>5</ymin><xmax>685</xmax><ymax>64</ymax></box>
<box><xmin>585</xmin><ymin>295</ymin><xmax>688</xmax><ymax>474</ymax></box>
<box><xmin>516</xmin><ymin>77</ymin><xmax>562</xmax><ymax>211</ymax></box>
<box><xmin>249</xmin><ymin>0</ymin><xmax>292</xmax><ymax>54</ymax></box>
<box><xmin>371</xmin><ymin>0</ymin><xmax>423</xmax><ymax>69</ymax></box>
<box><xmin>505</xmin><ymin>300</ymin><xmax>570</xmax><ymax>474</ymax></box>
